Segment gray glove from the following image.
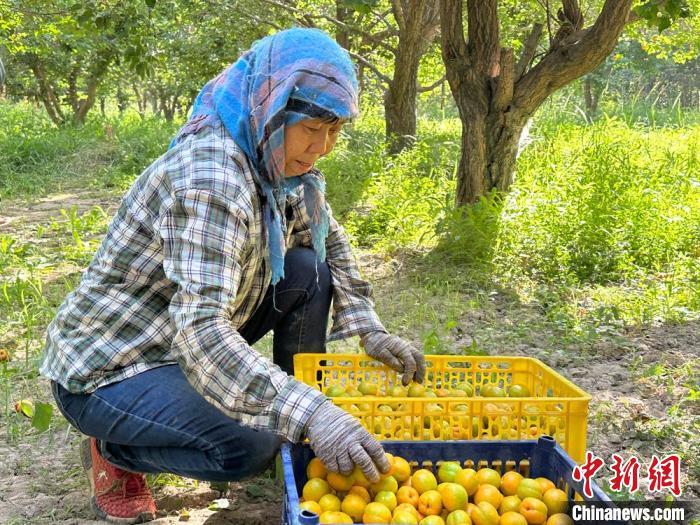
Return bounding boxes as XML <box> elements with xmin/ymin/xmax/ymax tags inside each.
<box><xmin>305</xmin><ymin>401</ymin><xmax>390</xmax><ymax>482</ymax></box>
<box><xmin>361</xmin><ymin>331</ymin><xmax>426</xmax><ymax>386</ymax></box>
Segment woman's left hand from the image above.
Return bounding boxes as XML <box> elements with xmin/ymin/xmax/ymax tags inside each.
<box><xmin>360</xmin><ymin>331</ymin><xmax>426</xmax><ymax>386</ymax></box>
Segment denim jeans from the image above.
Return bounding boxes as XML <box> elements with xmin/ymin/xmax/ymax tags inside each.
<box><xmin>52</xmin><ymin>247</ymin><xmax>331</xmax><ymax>481</ymax></box>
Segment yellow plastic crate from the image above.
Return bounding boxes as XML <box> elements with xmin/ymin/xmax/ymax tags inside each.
<box><xmin>294</xmin><ymin>354</ymin><xmax>590</xmax><ymax>463</ymax></box>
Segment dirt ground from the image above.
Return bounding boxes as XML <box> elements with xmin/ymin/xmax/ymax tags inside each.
<box><xmin>1</xmin><ymin>191</ymin><xmax>698</xmax><ymax>524</ymax></box>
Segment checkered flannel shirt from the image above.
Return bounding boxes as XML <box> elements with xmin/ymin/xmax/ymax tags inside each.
<box><xmin>40</xmin><ymin>122</ymin><xmax>386</xmax><ymax>442</ymax></box>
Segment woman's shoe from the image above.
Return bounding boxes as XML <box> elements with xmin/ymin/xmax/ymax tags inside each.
<box><xmin>80</xmin><ymin>438</ymin><xmax>157</xmax><ymax>523</ymax></box>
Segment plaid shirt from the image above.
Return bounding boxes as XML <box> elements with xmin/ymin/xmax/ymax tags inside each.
<box><xmin>40</xmin><ymin>123</ymin><xmax>385</xmax><ymax>442</ymax></box>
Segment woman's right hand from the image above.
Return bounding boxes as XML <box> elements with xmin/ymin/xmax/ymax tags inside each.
<box><xmin>305</xmin><ymin>401</ymin><xmax>390</xmax><ymax>483</ymax></box>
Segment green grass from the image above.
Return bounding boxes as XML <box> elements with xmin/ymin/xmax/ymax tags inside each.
<box><xmin>0</xmin><ymin>102</ymin><xmax>179</xmax><ymax>199</ymax></box>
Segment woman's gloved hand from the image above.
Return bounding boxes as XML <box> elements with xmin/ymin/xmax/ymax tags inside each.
<box><xmin>360</xmin><ymin>331</ymin><xmax>426</xmax><ymax>386</ymax></box>
<box><xmin>305</xmin><ymin>401</ymin><xmax>390</xmax><ymax>482</ymax></box>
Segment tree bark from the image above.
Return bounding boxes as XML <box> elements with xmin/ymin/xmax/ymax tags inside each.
<box><xmin>441</xmin><ymin>0</ymin><xmax>634</xmax><ymax>205</ymax></box>
<box><xmin>385</xmin><ymin>35</ymin><xmax>420</xmax><ymax>153</ymax></box>
<box><xmin>133</xmin><ymin>84</ymin><xmax>147</xmax><ymax>119</ymax></box>
<box><xmin>335</xmin><ymin>0</ymin><xmax>350</xmax><ymax>49</ymax></box>
<box><xmin>583</xmin><ymin>76</ymin><xmax>601</xmax><ymax>120</ymax></box>
<box><xmin>73</xmin><ymin>74</ymin><xmax>100</xmax><ymax>125</ymax></box>
<box><xmin>385</xmin><ymin>0</ymin><xmax>440</xmax><ymax>154</ymax></box>
<box><xmin>28</xmin><ymin>58</ymin><xmax>64</xmax><ymax>126</ymax></box>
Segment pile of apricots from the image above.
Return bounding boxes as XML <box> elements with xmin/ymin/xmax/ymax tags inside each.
<box><xmin>300</xmin><ymin>452</ymin><xmax>572</xmax><ymax>525</ymax></box>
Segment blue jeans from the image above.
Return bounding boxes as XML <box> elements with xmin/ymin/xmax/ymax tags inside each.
<box><xmin>52</xmin><ymin>247</ymin><xmax>332</xmax><ymax>481</ymax></box>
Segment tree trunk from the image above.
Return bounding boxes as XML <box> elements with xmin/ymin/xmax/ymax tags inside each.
<box><xmin>150</xmin><ymin>92</ymin><xmax>159</xmax><ymax>115</ymax></box>
<box><xmin>116</xmin><ymin>86</ymin><xmax>128</xmax><ymax>114</ymax></box>
<box><xmin>67</xmin><ymin>65</ymin><xmax>80</xmax><ymax>113</ymax></box>
<box><xmin>335</xmin><ymin>0</ymin><xmax>350</xmax><ymax>49</ymax></box>
<box><xmin>441</xmin><ymin>0</ymin><xmax>634</xmax><ymax>205</ymax></box>
<box><xmin>385</xmin><ymin>38</ymin><xmax>420</xmax><ymax>154</ymax></box>
<box><xmin>385</xmin><ymin>0</ymin><xmax>440</xmax><ymax>154</ymax></box>
<box><xmin>28</xmin><ymin>59</ymin><xmax>64</xmax><ymax>125</ymax></box>
<box><xmin>448</xmin><ymin>61</ymin><xmax>527</xmax><ymax>203</ymax></box>
<box><xmin>583</xmin><ymin>76</ymin><xmax>601</xmax><ymax>120</ymax></box>
<box><xmin>73</xmin><ymin>74</ymin><xmax>100</xmax><ymax>125</ymax></box>
<box><xmin>133</xmin><ymin>84</ymin><xmax>147</xmax><ymax>119</ymax></box>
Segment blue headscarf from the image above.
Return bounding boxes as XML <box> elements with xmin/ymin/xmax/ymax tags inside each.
<box><xmin>170</xmin><ymin>28</ymin><xmax>359</xmax><ymax>284</ymax></box>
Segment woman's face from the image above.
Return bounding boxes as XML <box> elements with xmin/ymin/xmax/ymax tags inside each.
<box><xmin>284</xmin><ymin>118</ymin><xmax>344</xmax><ymax>176</ymax></box>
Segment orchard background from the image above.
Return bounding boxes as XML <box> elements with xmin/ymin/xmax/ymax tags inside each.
<box><xmin>0</xmin><ymin>1</ymin><xmax>698</xmax><ymax>523</ymax></box>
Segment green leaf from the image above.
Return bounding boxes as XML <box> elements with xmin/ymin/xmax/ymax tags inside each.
<box><xmin>342</xmin><ymin>0</ymin><xmax>378</xmax><ymax>14</ymax></box>
<box><xmin>31</xmin><ymin>402</ymin><xmax>52</xmax><ymax>432</ymax></box>
<box><xmin>17</xmin><ymin>399</ymin><xmax>35</xmax><ymax>418</ymax></box>
<box><xmin>657</xmin><ymin>16</ymin><xmax>672</xmax><ymax>32</ymax></box>
<box><xmin>633</xmin><ymin>1</ymin><xmax>658</xmax><ymax>21</ymax></box>
<box><xmin>665</xmin><ymin>0</ymin><xmax>683</xmax><ymax>19</ymax></box>
<box><xmin>145</xmin><ymin>0</ymin><xmax>156</xmax><ymax>7</ymax></box>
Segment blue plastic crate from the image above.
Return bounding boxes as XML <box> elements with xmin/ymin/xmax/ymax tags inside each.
<box><xmin>282</xmin><ymin>436</ymin><xmax>615</xmax><ymax>525</ymax></box>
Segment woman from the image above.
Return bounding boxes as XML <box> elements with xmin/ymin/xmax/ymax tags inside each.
<box><xmin>40</xmin><ymin>28</ymin><xmax>425</xmax><ymax>524</ymax></box>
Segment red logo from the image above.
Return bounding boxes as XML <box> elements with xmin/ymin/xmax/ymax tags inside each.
<box><xmin>648</xmin><ymin>454</ymin><xmax>681</xmax><ymax>497</ymax></box>
<box><xmin>573</xmin><ymin>451</ymin><xmax>605</xmax><ymax>498</ymax></box>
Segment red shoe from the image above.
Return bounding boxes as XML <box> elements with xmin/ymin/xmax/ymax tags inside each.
<box><xmin>80</xmin><ymin>438</ymin><xmax>157</xmax><ymax>524</ymax></box>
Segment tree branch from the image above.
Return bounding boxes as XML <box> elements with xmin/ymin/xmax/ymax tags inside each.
<box><xmin>391</xmin><ymin>0</ymin><xmax>406</xmax><ymax>30</ymax></box>
<box><xmin>347</xmin><ymin>50</ymin><xmax>391</xmax><ymax>86</ymax></box>
<box><xmin>491</xmin><ymin>48</ymin><xmax>514</xmax><ymax>113</ymax></box>
<box><xmin>514</xmin><ymin>0</ymin><xmax>633</xmax><ymax>113</ymax></box>
<box><xmin>368</xmin><ymin>7</ymin><xmax>396</xmax><ymax>32</ymax></box>
<box><xmin>260</xmin><ymin>0</ymin><xmax>395</xmax><ymax>53</ymax></box>
<box><xmin>466</xmin><ymin>0</ymin><xmax>500</xmax><ymax>75</ymax></box>
<box><xmin>440</xmin><ymin>0</ymin><xmax>469</xmax><ymax>74</ymax></box>
<box><xmin>418</xmin><ymin>75</ymin><xmax>446</xmax><ymax>93</ymax></box>
<box><xmin>515</xmin><ymin>22</ymin><xmax>543</xmax><ymax>79</ymax></box>
<box><xmin>237</xmin><ymin>6</ymin><xmax>285</xmax><ymax>31</ymax></box>
<box><xmin>561</xmin><ymin>0</ymin><xmax>583</xmax><ymax>29</ymax></box>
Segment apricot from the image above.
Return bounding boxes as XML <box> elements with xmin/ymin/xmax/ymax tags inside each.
<box><xmin>476</xmin><ymin>468</ymin><xmax>501</xmax><ymax>489</ymax></box>
<box><xmin>318</xmin><ymin>493</ymin><xmax>341</xmax><ymax>512</ymax></box>
<box><xmin>319</xmin><ymin>510</ymin><xmax>353</xmax><ymax>524</ymax></box>
<box><xmin>500</xmin><ymin>471</ymin><xmax>524</xmax><ymax>496</ymax></box>
<box><xmin>397</xmin><ymin>485</ymin><xmax>420</xmax><ymax>507</ymax></box>
<box><xmin>499</xmin><ymin>495</ymin><xmax>522</xmax><ymax>515</ymax></box>
<box><xmin>302</xmin><ymin>478</ymin><xmax>330</xmax><ymax>502</ymax></box>
<box><xmin>535</xmin><ymin>478</ymin><xmax>556</xmax><ymax>494</ymax></box>
<box><xmin>419</xmin><ymin>489</ymin><xmax>443</xmax><ymax>516</ymax></box>
<box><xmin>364</xmin><ymin>501</ymin><xmax>393</xmax><ymax>524</ymax></box>
<box><xmin>420</xmin><ymin>516</ymin><xmax>447</xmax><ymax>525</ymax></box>
<box><xmin>542</xmin><ymin>488</ymin><xmax>568</xmax><ymax>515</ymax></box>
<box><xmin>306</xmin><ymin>457</ymin><xmax>327</xmax><ymax>480</ymax></box>
<box><xmin>500</xmin><ymin>511</ymin><xmax>528</xmax><ymax>525</ymax></box>
<box><xmin>372</xmin><ymin>475</ymin><xmax>399</xmax><ymax>495</ymax></box>
<box><xmin>327</xmin><ymin>471</ymin><xmax>354</xmax><ymax>492</ymax></box>
<box><xmin>546</xmin><ymin>514</ymin><xmax>574</xmax><ymax>525</ymax></box>
<box><xmin>473</xmin><ymin>483</ymin><xmax>503</xmax><ymax>509</ymax></box>
<box><xmin>348</xmin><ymin>485</ymin><xmax>371</xmax><ymax>503</ymax></box>
<box><xmin>299</xmin><ymin>500</ymin><xmax>322</xmax><ymax>516</ymax></box>
<box><xmin>352</xmin><ymin>465</ymin><xmax>371</xmax><ymax>488</ymax></box>
<box><xmin>439</xmin><ymin>482</ymin><xmax>468</xmax><ymax>512</ymax></box>
<box><xmin>516</xmin><ymin>479</ymin><xmax>542</xmax><ymax>501</ymax></box>
<box><xmin>394</xmin><ymin>503</ymin><xmax>421</xmax><ymax>520</ymax></box>
<box><xmin>341</xmin><ymin>493</ymin><xmax>367</xmax><ymax>521</ymax></box>
<box><xmin>445</xmin><ymin>509</ymin><xmax>471</xmax><ymax>525</ymax></box>
<box><xmin>519</xmin><ymin>497</ymin><xmax>548</xmax><ymax>525</ymax></box>
<box><xmin>454</xmin><ymin>468</ymin><xmax>479</xmax><ymax>496</ymax></box>
<box><xmin>393</xmin><ymin>456</ymin><xmax>412</xmax><ymax>482</ymax></box>
<box><xmin>375</xmin><ymin>490</ymin><xmax>398</xmax><ymax>512</ymax></box>
<box><xmin>392</xmin><ymin>509</ymin><xmax>420</xmax><ymax>524</ymax></box>
<box><xmin>468</xmin><ymin>501</ymin><xmax>499</xmax><ymax>525</ymax></box>
<box><xmin>438</xmin><ymin>462</ymin><xmax>463</xmax><ymax>483</ymax></box>
<box><xmin>412</xmin><ymin>469</ymin><xmax>439</xmax><ymax>494</ymax></box>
